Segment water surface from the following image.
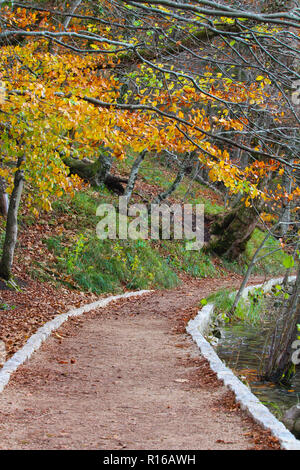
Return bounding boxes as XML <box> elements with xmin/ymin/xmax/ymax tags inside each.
<box><xmin>216</xmin><ymin>323</ymin><xmax>300</xmax><ymax>417</ymax></box>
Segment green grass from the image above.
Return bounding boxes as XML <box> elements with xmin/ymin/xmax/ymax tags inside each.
<box><xmin>160</xmin><ymin>239</ymin><xmax>217</xmax><ymax>278</ymax></box>
<box><xmin>40</xmin><ymin>177</ymin><xmax>222</xmax><ymax>295</ymax></box>
<box><xmin>260</xmin><ymin>401</ymin><xmax>285</xmax><ymax>420</ymax></box>
<box><xmin>203</xmin><ymin>285</ymin><xmax>268</xmax><ymax>327</ymax></box>
<box><xmin>45</xmin><ymin>234</ymin><xmax>179</xmax><ymax>293</ymax></box>
<box><xmin>222</xmin><ymin>228</ymin><xmax>287</xmax><ymax>277</ymax></box>
<box><xmin>205</xmin><ymin>288</ymin><xmax>235</xmax><ymax>314</ymax></box>
<box><xmin>171</xmin><ymin>185</ymin><xmax>224</xmax><ymax>215</ymax></box>
<box><xmin>234</xmin><ymin>288</ymin><xmax>267</xmax><ymax>326</ymax></box>
<box><xmin>116</xmin><ymin>152</ymin><xmax>169</xmax><ymax>188</ymax></box>
<box><xmin>245</xmin><ymin>228</ymin><xmax>286</xmax><ymax>273</ymax></box>
<box><xmin>52</xmin><ymin>189</ymin><xmax>109</xmax><ymax>229</ymax></box>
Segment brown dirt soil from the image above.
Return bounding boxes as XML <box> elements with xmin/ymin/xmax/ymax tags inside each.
<box><xmin>0</xmin><ymin>277</ymin><xmax>280</xmax><ymax>450</ymax></box>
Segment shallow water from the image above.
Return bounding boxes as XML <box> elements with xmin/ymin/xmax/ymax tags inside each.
<box><xmin>216</xmin><ymin>323</ymin><xmax>300</xmax><ymax>418</ymax></box>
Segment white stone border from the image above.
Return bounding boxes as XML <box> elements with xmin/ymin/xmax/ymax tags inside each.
<box><xmin>186</xmin><ymin>276</ymin><xmax>300</xmax><ymax>450</ymax></box>
<box><xmin>0</xmin><ymin>290</ymin><xmax>151</xmax><ymax>394</ymax></box>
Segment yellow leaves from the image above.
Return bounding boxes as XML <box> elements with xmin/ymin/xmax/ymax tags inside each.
<box><xmin>231</xmin><ymin>119</ymin><xmax>244</xmax><ymax>132</ymax></box>
<box><xmin>182</xmin><ymin>86</ymin><xmax>195</xmax><ymax>94</ymax></box>
<box><xmin>31</xmin><ymin>207</ymin><xmax>39</xmax><ymax>218</ymax></box>
<box><xmin>113</xmin><ymin>147</ymin><xmax>125</xmax><ymax>159</ymax></box>
<box><xmin>208</xmin><ymin>168</ymin><xmax>217</xmax><ymax>182</ymax></box>
<box><xmin>250</xmin><ymin>187</ymin><xmax>259</xmax><ymax>199</ymax></box>
<box><xmin>0</xmin><ymin>24</ymin><xmax>294</xmax><ymax>215</ymax></box>
<box><xmin>41</xmin><ymin>199</ymin><xmax>52</xmax><ymax>212</ymax></box>
<box><xmin>212</xmin><ymin>115</ymin><xmax>244</xmax><ymax>132</ymax></box>
<box><xmin>87</xmin><ymin>23</ymin><xmax>99</xmax><ymax>33</ymax></box>
<box><xmin>261</xmin><ymin>212</ymin><xmax>274</xmax><ymax>223</ymax></box>
<box><xmin>256</xmin><ymin>75</ymin><xmax>271</xmax><ymax>86</ymax></box>
<box><xmin>219</xmin><ymin>17</ymin><xmax>235</xmax><ymax>25</ymax></box>
<box><xmin>0</xmin><ymin>167</ymin><xmax>10</xmax><ymax>182</ymax></box>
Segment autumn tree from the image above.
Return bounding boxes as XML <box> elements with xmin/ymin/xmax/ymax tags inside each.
<box><xmin>0</xmin><ymin>0</ymin><xmax>299</xmax><ymax>280</ymax></box>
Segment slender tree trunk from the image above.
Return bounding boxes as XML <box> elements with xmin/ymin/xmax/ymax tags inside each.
<box><xmin>0</xmin><ymin>155</ymin><xmax>25</xmax><ymax>280</ymax></box>
<box><xmin>228</xmin><ymin>227</ymin><xmax>275</xmax><ymax>317</ymax></box>
<box><xmin>47</xmin><ymin>0</ymin><xmax>82</xmax><ymax>53</ymax></box>
<box><xmin>0</xmin><ymin>176</ymin><xmax>8</xmax><ymax>217</ymax></box>
<box><xmin>63</xmin><ymin>0</ymin><xmax>82</xmax><ymax>30</ymax></box>
<box><xmin>280</xmin><ymin>166</ymin><xmax>292</xmax><ymax>237</ymax></box>
<box><xmin>283</xmin><ymin>242</ymin><xmax>299</xmax><ymax>289</ymax></box>
<box><xmin>124</xmin><ymin>150</ymin><xmax>147</xmax><ymax>203</ymax></box>
<box><xmin>263</xmin><ymin>265</ymin><xmax>300</xmax><ymax>383</ymax></box>
<box><xmin>151</xmin><ymin>165</ymin><xmax>186</xmax><ymax>206</ymax></box>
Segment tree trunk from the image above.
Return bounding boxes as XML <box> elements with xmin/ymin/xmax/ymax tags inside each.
<box><xmin>228</xmin><ymin>227</ymin><xmax>276</xmax><ymax>317</ymax></box>
<box><xmin>263</xmin><ymin>265</ymin><xmax>300</xmax><ymax>383</ymax></box>
<box><xmin>0</xmin><ymin>176</ymin><xmax>8</xmax><ymax>217</ymax></box>
<box><xmin>0</xmin><ymin>155</ymin><xmax>25</xmax><ymax>281</ymax></box>
<box><xmin>206</xmin><ymin>202</ymin><xmax>260</xmax><ymax>261</ymax></box>
<box><xmin>64</xmin><ymin>150</ymin><xmax>128</xmax><ymax>194</ymax></box>
<box><xmin>152</xmin><ymin>166</ymin><xmax>186</xmax><ymax>206</ymax></box>
<box><xmin>63</xmin><ymin>0</ymin><xmax>82</xmax><ymax>30</ymax></box>
<box><xmin>124</xmin><ymin>150</ymin><xmax>147</xmax><ymax>203</ymax></box>
<box><xmin>280</xmin><ymin>166</ymin><xmax>292</xmax><ymax>237</ymax></box>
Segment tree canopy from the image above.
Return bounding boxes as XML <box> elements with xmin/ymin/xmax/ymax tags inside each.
<box><xmin>0</xmin><ymin>0</ymin><xmax>299</xmax><ymax>277</ymax></box>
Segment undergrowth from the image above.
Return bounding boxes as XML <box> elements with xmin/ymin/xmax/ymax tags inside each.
<box><xmin>223</xmin><ymin>228</ymin><xmax>286</xmax><ymax>277</ymax></box>
<box><xmin>13</xmin><ymin>156</ymin><xmax>288</xmax><ymax>296</ymax></box>
<box><xmin>204</xmin><ymin>286</ymin><xmax>268</xmax><ymax>326</ymax></box>
<box><xmin>45</xmin><ymin>234</ymin><xmax>179</xmax><ymax>293</ymax></box>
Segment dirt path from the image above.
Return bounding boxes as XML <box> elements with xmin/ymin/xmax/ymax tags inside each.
<box><xmin>0</xmin><ymin>277</ymin><xmax>280</xmax><ymax>450</ymax></box>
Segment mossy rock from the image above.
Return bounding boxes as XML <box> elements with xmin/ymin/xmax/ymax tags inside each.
<box><xmin>282</xmin><ymin>405</ymin><xmax>300</xmax><ymax>439</ymax></box>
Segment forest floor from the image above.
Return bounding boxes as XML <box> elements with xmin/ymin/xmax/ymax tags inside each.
<box><xmin>0</xmin><ymin>276</ymin><xmax>281</xmax><ymax>450</ymax></box>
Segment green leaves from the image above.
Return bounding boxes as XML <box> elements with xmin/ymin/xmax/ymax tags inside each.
<box><xmin>0</xmin><ymin>1</ymin><xmax>14</xmax><ymax>8</ymax></box>
<box><xmin>274</xmin><ymin>284</ymin><xmax>289</xmax><ymax>299</ymax></box>
<box><xmin>282</xmin><ymin>255</ymin><xmax>295</xmax><ymax>269</ymax></box>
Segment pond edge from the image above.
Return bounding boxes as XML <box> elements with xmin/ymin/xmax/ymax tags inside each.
<box><xmin>186</xmin><ymin>276</ymin><xmax>300</xmax><ymax>451</ymax></box>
